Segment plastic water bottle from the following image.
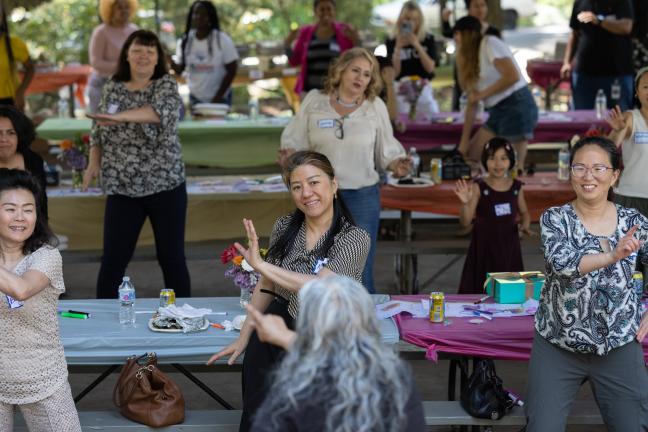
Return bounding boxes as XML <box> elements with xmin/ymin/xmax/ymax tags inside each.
<box><xmin>459</xmin><ymin>92</ymin><xmax>468</xmax><ymax>117</ymax></box>
<box><xmin>476</xmin><ymin>100</ymin><xmax>485</xmax><ymax>121</ymax></box>
<box><xmin>408</xmin><ymin>147</ymin><xmax>420</xmax><ymax>178</ymax></box>
<box><xmin>58</xmin><ymin>98</ymin><xmax>69</xmax><ymax>118</ymax></box>
<box><xmin>248</xmin><ymin>97</ymin><xmax>259</xmax><ymax>121</ymax></box>
<box><xmin>557</xmin><ymin>144</ymin><xmax>570</xmax><ymax>181</ymax></box>
<box><xmin>595</xmin><ymin>89</ymin><xmax>607</xmax><ymax>119</ymax></box>
<box><xmin>532</xmin><ymin>87</ymin><xmax>544</xmax><ymax>113</ymax></box>
<box><xmin>610</xmin><ymin>79</ymin><xmax>621</xmax><ymax>107</ymax></box>
<box><xmin>118</xmin><ymin>276</ymin><xmax>136</xmax><ymax>327</ymax></box>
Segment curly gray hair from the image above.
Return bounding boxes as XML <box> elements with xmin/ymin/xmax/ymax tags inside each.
<box><xmin>259</xmin><ymin>275</ymin><xmax>412</xmax><ymax>432</ymax></box>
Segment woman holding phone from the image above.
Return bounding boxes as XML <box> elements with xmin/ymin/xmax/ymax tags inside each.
<box><xmin>385</xmin><ymin>1</ymin><xmax>439</xmax><ymax>80</ymax></box>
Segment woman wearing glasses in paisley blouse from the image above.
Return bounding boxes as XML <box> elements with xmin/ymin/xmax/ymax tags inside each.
<box><xmin>279</xmin><ymin>47</ymin><xmax>410</xmax><ymax>293</ymax></box>
<box><xmin>526</xmin><ymin>136</ymin><xmax>648</xmax><ymax>432</ymax></box>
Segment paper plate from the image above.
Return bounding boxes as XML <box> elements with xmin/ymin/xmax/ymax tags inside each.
<box><xmin>148</xmin><ymin>318</ymin><xmax>209</xmax><ymax>333</ymax></box>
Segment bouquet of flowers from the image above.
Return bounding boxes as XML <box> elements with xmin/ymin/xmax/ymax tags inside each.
<box><xmin>59</xmin><ymin>134</ymin><xmax>89</xmax><ymax>188</ymax></box>
<box><xmin>221</xmin><ymin>244</ymin><xmax>268</xmax><ymax>307</ymax></box>
<box><xmin>398</xmin><ymin>76</ymin><xmax>429</xmax><ymax>120</ymax></box>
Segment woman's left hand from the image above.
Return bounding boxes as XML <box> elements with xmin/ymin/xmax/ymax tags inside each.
<box><xmin>389</xmin><ymin>157</ymin><xmax>411</xmax><ymax>178</ymax></box>
<box><xmin>86</xmin><ymin>112</ymin><xmax>120</xmax><ymax>126</ymax></box>
<box><xmin>467</xmin><ymin>91</ymin><xmax>483</xmax><ymax>104</ymax></box>
<box><xmin>520</xmin><ymin>224</ymin><xmax>537</xmax><ymax>237</ymax></box>
<box><xmin>637</xmin><ymin>310</ymin><xmax>648</xmax><ymax>343</ymax></box>
<box><xmin>234</xmin><ymin>218</ymin><xmax>264</xmax><ymax>269</ymax></box>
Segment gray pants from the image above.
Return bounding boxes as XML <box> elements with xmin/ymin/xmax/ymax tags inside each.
<box><xmin>525</xmin><ymin>332</ymin><xmax>648</xmax><ymax>432</ymax></box>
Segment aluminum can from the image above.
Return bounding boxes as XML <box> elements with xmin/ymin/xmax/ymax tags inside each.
<box><xmin>430</xmin><ymin>158</ymin><xmax>442</xmax><ymax>184</ymax></box>
<box><xmin>632</xmin><ymin>271</ymin><xmax>644</xmax><ymax>298</ymax></box>
<box><xmin>159</xmin><ymin>288</ymin><xmax>176</xmax><ymax>308</ymax></box>
<box><xmin>429</xmin><ymin>292</ymin><xmax>445</xmax><ymax>323</ymax></box>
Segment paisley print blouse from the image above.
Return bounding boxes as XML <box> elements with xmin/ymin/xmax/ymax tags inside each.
<box><xmin>537</xmin><ymin>203</ymin><xmax>648</xmax><ymax>355</ymax></box>
<box><xmin>90</xmin><ymin>74</ymin><xmax>185</xmax><ymax>197</ymax></box>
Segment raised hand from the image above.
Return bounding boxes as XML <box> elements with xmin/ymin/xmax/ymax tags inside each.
<box><xmin>234</xmin><ymin>218</ymin><xmax>264</xmax><ymax>269</ymax></box>
<box><xmin>454</xmin><ymin>179</ymin><xmax>474</xmax><ymax>204</ymax></box>
<box><xmin>605</xmin><ymin>105</ymin><xmax>627</xmax><ymax>131</ymax></box>
<box><xmin>245</xmin><ymin>304</ymin><xmax>295</xmax><ymax>350</ymax></box>
<box><xmin>611</xmin><ymin>225</ymin><xmax>642</xmax><ymax>262</ymax></box>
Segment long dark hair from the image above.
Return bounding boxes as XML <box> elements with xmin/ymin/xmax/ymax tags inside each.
<box><xmin>179</xmin><ymin>1</ymin><xmax>221</xmax><ymax>67</ymax></box>
<box><xmin>0</xmin><ymin>106</ymin><xmax>35</xmax><ymax>154</ymax></box>
<box><xmin>267</xmin><ymin>151</ymin><xmax>355</xmax><ymax>264</ymax></box>
<box><xmin>113</xmin><ymin>30</ymin><xmax>168</xmax><ymax>82</ymax></box>
<box><xmin>570</xmin><ymin>136</ymin><xmax>620</xmax><ymax>201</ymax></box>
<box><xmin>0</xmin><ymin>169</ymin><xmax>57</xmax><ymax>254</ymax></box>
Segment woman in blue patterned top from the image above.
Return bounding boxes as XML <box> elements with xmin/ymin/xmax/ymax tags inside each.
<box><xmin>525</xmin><ymin>136</ymin><xmax>648</xmax><ymax>431</ymax></box>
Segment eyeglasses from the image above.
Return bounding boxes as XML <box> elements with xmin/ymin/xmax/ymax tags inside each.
<box><xmin>570</xmin><ymin>164</ymin><xmax>614</xmax><ymax>178</ymax></box>
<box><xmin>334</xmin><ymin>118</ymin><xmax>344</xmax><ymax>140</ymax></box>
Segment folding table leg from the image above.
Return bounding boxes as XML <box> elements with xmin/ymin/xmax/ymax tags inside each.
<box><xmin>73</xmin><ymin>364</ymin><xmax>120</xmax><ymax>403</ymax></box>
<box><xmin>171</xmin><ymin>363</ymin><xmax>235</xmax><ymax>410</ymax></box>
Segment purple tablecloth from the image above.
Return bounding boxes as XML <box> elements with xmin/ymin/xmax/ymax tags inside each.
<box><xmin>393</xmin><ymin>294</ymin><xmax>648</xmax><ymax>364</ymax></box>
<box><xmin>395</xmin><ymin>111</ymin><xmax>608</xmax><ymax>151</ymax></box>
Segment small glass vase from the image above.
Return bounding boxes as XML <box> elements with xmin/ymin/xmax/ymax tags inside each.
<box><xmin>72</xmin><ymin>169</ymin><xmax>83</xmax><ymax>190</ymax></box>
<box><xmin>239</xmin><ymin>287</ymin><xmax>252</xmax><ymax>308</ymax></box>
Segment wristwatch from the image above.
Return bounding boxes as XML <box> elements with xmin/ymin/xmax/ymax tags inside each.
<box><xmin>596</xmin><ymin>14</ymin><xmax>605</xmax><ymax>24</ymax></box>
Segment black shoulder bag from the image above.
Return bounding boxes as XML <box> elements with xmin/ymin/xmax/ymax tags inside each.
<box><xmin>460</xmin><ymin>359</ymin><xmax>513</xmax><ymax>420</ymax></box>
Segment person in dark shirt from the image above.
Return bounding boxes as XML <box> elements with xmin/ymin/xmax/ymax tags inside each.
<box><xmin>385</xmin><ymin>0</ymin><xmax>439</xmax><ymax>80</ymax></box>
<box><xmin>442</xmin><ymin>0</ymin><xmax>501</xmax><ymax>110</ymax></box>
<box><xmin>0</xmin><ymin>106</ymin><xmax>47</xmax><ymax>218</ymax></box>
<box><xmin>248</xmin><ymin>275</ymin><xmax>425</xmax><ymax>432</ymax></box>
<box><xmin>561</xmin><ymin>0</ymin><xmax>635</xmax><ymax>110</ymax></box>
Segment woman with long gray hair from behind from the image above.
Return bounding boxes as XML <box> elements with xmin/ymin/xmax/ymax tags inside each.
<box><xmin>247</xmin><ymin>275</ymin><xmax>425</xmax><ymax>431</ymax></box>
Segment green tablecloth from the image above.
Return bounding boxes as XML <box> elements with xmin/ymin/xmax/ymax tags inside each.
<box><xmin>37</xmin><ymin>118</ymin><xmax>286</xmax><ymax>168</ymax></box>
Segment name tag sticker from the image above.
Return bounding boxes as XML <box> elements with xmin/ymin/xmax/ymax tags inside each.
<box><xmin>313</xmin><ymin>258</ymin><xmax>329</xmax><ymax>274</ymax></box>
<box><xmin>107</xmin><ymin>103</ymin><xmax>119</xmax><ymax>114</ymax></box>
<box><xmin>634</xmin><ymin>132</ymin><xmax>648</xmax><ymax>144</ymax></box>
<box><xmin>494</xmin><ymin>203</ymin><xmax>512</xmax><ymax>216</ymax></box>
<box><xmin>5</xmin><ymin>295</ymin><xmax>23</xmax><ymax>309</ymax></box>
<box><xmin>318</xmin><ymin>119</ymin><xmax>335</xmax><ymax>129</ymax></box>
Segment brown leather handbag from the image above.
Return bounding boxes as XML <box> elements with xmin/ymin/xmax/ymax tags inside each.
<box><xmin>113</xmin><ymin>352</ymin><xmax>185</xmax><ymax>427</ymax></box>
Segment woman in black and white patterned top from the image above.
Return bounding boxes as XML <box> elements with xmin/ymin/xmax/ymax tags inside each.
<box><xmin>526</xmin><ymin>137</ymin><xmax>648</xmax><ymax>431</ymax></box>
<box><xmin>208</xmin><ymin>151</ymin><xmax>369</xmax><ymax>432</ymax></box>
<box><xmin>83</xmin><ymin>30</ymin><xmax>190</xmax><ymax>299</ymax></box>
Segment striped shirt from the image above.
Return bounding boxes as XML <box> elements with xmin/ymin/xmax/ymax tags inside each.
<box><xmin>304</xmin><ymin>35</ymin><xmax>341</xmax><ymax>92</ymax></box>
<box><xmin>267</xmin><ymin>214</ymin><xmax>370</xmax><ymax>318</ymax></box>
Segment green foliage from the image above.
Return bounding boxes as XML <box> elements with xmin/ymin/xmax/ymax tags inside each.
<box><xmin>10</xmin><ymin>0</ymin><xmax>375</xmax><ymax>65</ymax></box>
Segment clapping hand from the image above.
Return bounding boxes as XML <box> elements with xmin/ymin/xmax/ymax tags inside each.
<box><xmin>453</xmin><ymin>179</ymin><xmax>474</xmax><ymax>204</ymax></box>
<box><xmin>577</xmin><ymin>11</ymin><xmax>598</xmax><ymax>24</ymax></box>
<box><xmin>605</xmin><ymin>105</ymin><xmax>628</xmax><ymax>131</ymax></box>
<box><xmin>341</xmin><ymin>24</ymin><xmax>361</xmax><ymax>46</ymax></box>
<box><xmin>611</xmin><ymin>225</ymin><xmax>642</xmax><ymax>262</ymax></box>
<box><xmin>234</xmin><ymin>218</ymin><xmax>264</xmax><ymax>270</ymax></box>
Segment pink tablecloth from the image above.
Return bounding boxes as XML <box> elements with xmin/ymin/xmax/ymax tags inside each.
<box><xmin>393</xmin><ymin>294</ymin><xmax>648</xmax><ymax>364</ymax></box>
<box><xmin>395</xmin><ymin>111</ymin><xmax>607</xmax><ymax>151</ymax></box>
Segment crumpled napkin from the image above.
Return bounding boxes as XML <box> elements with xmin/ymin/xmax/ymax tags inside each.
<box><xmin>221</xmin><ymin>315</ymin><xmax>247</xmax><ymax>332</ymax></box>
<box><xmin>153</xmin><ymin>304</ymin><xmax>212</xmax><ymax>333</ymax></box>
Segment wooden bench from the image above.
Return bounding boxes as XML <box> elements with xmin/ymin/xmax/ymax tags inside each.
<box><xmin>14</xmin><ymin>401</ymin><xmax>603</xmax><ymax>430</ymax></box>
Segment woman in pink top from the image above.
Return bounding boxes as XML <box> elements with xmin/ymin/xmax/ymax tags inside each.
<box><xmin>88</xmin><ymin>0</ymin><xmax>138</xmax><ymax>113</ymax></box>
<box><xmin>284</xmin><ymin>0</ymin><xmax>360</xmax><ymax>97</ymax></box>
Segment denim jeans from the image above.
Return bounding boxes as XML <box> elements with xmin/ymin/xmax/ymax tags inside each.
<box><xmin>571</xmin><ymin>72</ymin><xmax>634</xmax><ymax>111</ymax></box>
<box><xmin>339</xmin><ymin>184</ymin><xmax>380</xmax><ymax>293</ymax></box>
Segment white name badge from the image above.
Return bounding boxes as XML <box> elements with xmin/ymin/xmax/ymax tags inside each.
<box><xmin>107</xmin><ymin>103</ymin><xmax>119</xmax><ymax>114</ymax></box>
<box><xmin>634</xmin><ymin>132</ymin><xmax>648</xmax><ymax>145</ymax></box>
<box><xmin>5</xmin><ymin>295</ymin><xmax>23</xmax><ymax>309</ymax></box>
<box><xmin>312</xmin><ymin>258</ymin><xmax>329</xmax><ymax>274</ymax></box>
<box><xmin>494</xmin><ymin>203</ymin><xmax>512</xmax><ymax>216</ymax></box>
<box><xmin>318</xmin><ymin>119</ymin><xmax>335</xmax><ymax>129</ymax></box>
